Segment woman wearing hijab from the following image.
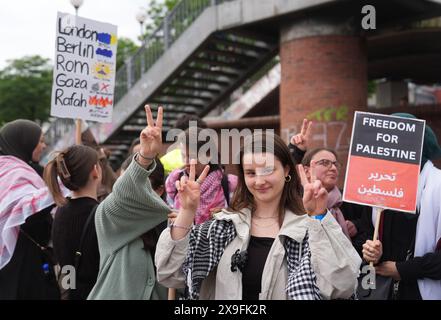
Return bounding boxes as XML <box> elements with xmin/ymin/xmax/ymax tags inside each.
<box><xmin>0</xmin><ymin>119</ymin><xmax>62</xmax><ymax>299</ymax></box>
<box><xmin>361</xmin><ymin>113</ymin><xmax>441</xmax><ymax>300</ymax></box>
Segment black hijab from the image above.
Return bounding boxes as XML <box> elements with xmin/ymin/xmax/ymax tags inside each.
<box><xmin>0</xmin><ymin>119</ymin><xmax>42</xmax><ymax>163</ymax></box>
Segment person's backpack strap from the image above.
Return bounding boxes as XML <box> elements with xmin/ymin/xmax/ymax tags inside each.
<box><xmin>221</xmin><ymin>173</ymin><xmax>230</xmax><ymax>206</ymax></box>
<box><xmin>74</xmin><ymin>204</ymin><xmax>98</xmax><ymax>271</ymax></box>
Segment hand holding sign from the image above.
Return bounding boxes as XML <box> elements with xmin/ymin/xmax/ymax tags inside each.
<box><xmin>291</xmin><ymin>118</ymin><xmax>313</xmax><ymax>151</ymax></box>
<box><xmin>362</xmin><ymin>240</ymin><xmax>383</xmax><ymax>264</ymax></box>
<box><xmin>297</xmin><ymin>162</ymin><xmax>328</xmax><ymax>216</ymax></box>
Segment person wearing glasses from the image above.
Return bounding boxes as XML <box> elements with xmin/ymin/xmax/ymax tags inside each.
<box><xmin>300</xmin><ymin>148</ymin><xmax>350</xmax><ymax>239</ymax></box>
<box><xmin>289</xmin><ymin>119</ymin><xmax>364</xmax><ymax>241</ymax></box>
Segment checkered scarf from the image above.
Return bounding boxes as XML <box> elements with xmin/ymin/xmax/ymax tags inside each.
<box><xmin>284</xmin><ymin>232</ymin><xmax>322</xmax><ymax>300</ymax></box>
<box><xmin>182</xmin><ymin>218</ymin><xmax>321</xmax><ymax>300</ymax></box>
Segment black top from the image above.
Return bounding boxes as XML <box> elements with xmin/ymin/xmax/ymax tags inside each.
<box><xmin>356</xmin><ymin>208</ymin><xmax>441</xmax><ymax>299</ymax></box>
<box><xmin>288</xmin><ymin>143</ymin><xmax>306</xmax><ymax>164</ymax></box>
<box><xmin>242</xmin><ymin>236</ymin><xmax>274</xmax><ymax>300</ymax></box>
<box><xmin>0</xmin><ymin>207</ymin><xmax>60</xmax><ymax>300</ymax></box>
<box><xmin>52</xmin><ymin>197</ymin><xmax>100</xmax><ymax>300</ymax></box>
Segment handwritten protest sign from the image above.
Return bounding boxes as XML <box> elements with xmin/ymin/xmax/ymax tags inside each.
<box><xmin>343</xmin><ymin>112</ymin><xmax>425</xmax><ymax>213</ymax></box>
<box><xmin>50</xmin><ymin>12</ymin><xmax>117</xmax><ymax>123</ymax></box>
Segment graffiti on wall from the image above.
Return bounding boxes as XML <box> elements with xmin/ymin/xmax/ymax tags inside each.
<box><xmin>282</xmin><ymin>105</ymin><xmax>351</xmax><ymax>153</ymax></box>
<box><xmin>306</xmin><ymin>105</ymin><xmax>348</xmax><ymax>122</ymax></box>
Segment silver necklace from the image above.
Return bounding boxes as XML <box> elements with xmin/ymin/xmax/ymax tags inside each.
<box><xmin>251</xmin><ymin>219</ymin><xmax>279</xmax><ymax>228</ymax></box>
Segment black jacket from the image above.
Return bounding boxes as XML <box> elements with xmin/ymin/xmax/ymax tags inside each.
<box><xmin>356</xmin><ymin>208</ymin><xmax>441</xmax><ymax>300</ymax></box>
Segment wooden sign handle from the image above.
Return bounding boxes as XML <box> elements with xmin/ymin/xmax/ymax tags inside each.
<box><xmin>75</xmin><ymin>119</ymin><xmax>82</xmax><ymax>145</ymax></box>
<box><xmin>168</xmin><ymin>288</ymin><xmax>176</xmax><ymax>300</ymax></box>
<box><xmin>369</xmin><ymin>207</ymin><xmax>383</xmax><ymax>268</ymax></box>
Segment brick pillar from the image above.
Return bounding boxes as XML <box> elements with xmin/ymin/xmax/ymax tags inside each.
<box><xmin>279</xmin><ymin>17</ymin><xmax>368</xmax><ymax>185</ymax></box>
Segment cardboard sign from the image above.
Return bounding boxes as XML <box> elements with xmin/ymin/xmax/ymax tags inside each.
<box><xmin>343</xmin><ymin>112</ymin><xmax>425</xmax><ymax>213</ymax></box>
<box><xmin>50</xmin><ymin>12</ymin><xmax>117</xmax><ymax>123</ymax></box>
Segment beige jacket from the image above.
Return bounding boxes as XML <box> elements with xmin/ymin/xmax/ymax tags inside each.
<box><xmin>155</xmin><ymin>209</ymin><xmax>361</xmax><ymax>300</ymax></box>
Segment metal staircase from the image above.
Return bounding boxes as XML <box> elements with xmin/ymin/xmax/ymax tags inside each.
<box><xmin>102</xmin><ymin>31</ymin><xmax>278</xmax><ymax>164</ymax></box>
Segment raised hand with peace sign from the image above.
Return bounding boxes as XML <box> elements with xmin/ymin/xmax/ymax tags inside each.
<box><xmin>296</xmin><ymin>162</ymin><xmax>328</xmax><ymax>216</ymax></box>
<box><xmin>170</xmin><ymin>159</ymin><xmax>210</xmax><ymax>240</ymax></box>
<box><xmin>176</xmin><ymin>159</ymin><xmax>210</xmax><ymax>212</ymax></box>
<box><xmin>290</xmin><ymin>118</ymin><xmax>313</xmax><ymax>151</ymax></box>
<box><xmin>136</xmin><ymin>105</ymin><xmax>163</xmax><ymax>166</ymax></box>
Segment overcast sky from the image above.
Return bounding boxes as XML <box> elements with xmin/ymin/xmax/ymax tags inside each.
<box><xmin>0</xmin><ymin>0</ymin><xmax>152</xmax><ymax>68</ymax></box>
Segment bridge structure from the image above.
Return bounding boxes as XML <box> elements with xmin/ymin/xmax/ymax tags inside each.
<box><xmin>43</xmin><ymin>0</ymin><xmax>441</xmax><ymax>169</ymax></box>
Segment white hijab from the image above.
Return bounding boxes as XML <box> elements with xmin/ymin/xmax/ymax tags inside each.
<box><xmin>371</xmin><ymin>160</ymin><xmax>441</xmax><ymax>299</ymax></box>
<box><xmin>415</xmin><ymin>160</ymin><xmax>441</xmax><ymax>300</ymax></box>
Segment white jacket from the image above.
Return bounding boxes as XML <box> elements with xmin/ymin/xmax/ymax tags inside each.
<box><xmin>155</xmin><ymin>208</ymin><xmax>361</xmax><ymax>299</ymax></box>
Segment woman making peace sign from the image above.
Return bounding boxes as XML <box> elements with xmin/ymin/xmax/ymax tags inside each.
<box><xmin>156</xmin><ymin>132</ymin><xmax>361</xmax><ymax>300</ymax></box>
<box><xmin>88</xmin><ymin>106</ymin><xmax>187</xmax><ymax>300</ymax></box>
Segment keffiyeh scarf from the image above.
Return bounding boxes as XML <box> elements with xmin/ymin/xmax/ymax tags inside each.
<box><xmin>182</xmin><ymin>218</ymin><xmax>321</xmax><ymax>300</ymax></box>
<box><xmin>0</xmin><ymin>156</ymin><xmax>55</xmax><ymax>269</ymax></box>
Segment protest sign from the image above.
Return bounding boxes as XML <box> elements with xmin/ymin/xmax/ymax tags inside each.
<box><xmin>343</xmin><ymin>112</ymin><xmax>425</xmax><ymax>212</ymax></box>
<box><xmin>50</xmin><ymin>12</ymin><xmax>117</xmax><ymax>123</ymax></box>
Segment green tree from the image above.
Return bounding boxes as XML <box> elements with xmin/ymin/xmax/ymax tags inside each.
<box><xmin>142</xmin><ymin>0</ymin><xmax>180</xmax><ymax>40</ymax></box>
<box><xmin>0</xmin><ymin>55</ymin><xmax>52</xmax><ymax>125</ymax></box>
<box><xmin>116</xmin><ymin>37</ymin><xmax>139</xmax><ymax>70</ymax></box>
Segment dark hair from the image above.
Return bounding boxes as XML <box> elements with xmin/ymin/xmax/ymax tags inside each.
<box><xmin>179</xmin><ymin>127</ymin><xmax>222</xmax><ymax>173</ymax></box>
<box><xmin>120</xmin><ymin>155</ymin><xmax>165</xmax><ymax>197</ymax></box>
<box><xmin>149</xmin><ymin>158</ymin><xmax>165</xmax><ymax>192</ymax></box>
<box><xmin>301</xmin><ymin>148</ymin><xmax>339</xmax><ymax>167</ymax></box>
<box><xmin>43</xmin><ymin>145</ymin><xmax>99</xmax><ymax>206</ymax></box>
<box><xmin>120</xmin><ymin>155</ymin><xmax>133</xmax><ymax>172</ymax></box>
<box><xmin>230</xmin><ymin>131</ymin><xmax>305</xmax><ymax>222</ymax></box>
<box><xmin>173</xmin><ymin>114</ymin><xmax>207</xmax><ymax>130</ymax></box>
<box><xmin>128</xmin><ymin>137</ymin><xmax>141</xmax><ymax>155</ymax></box>
<box><xmin>83</xmin><ymin>143</ymin><xmax>117</xmax><ymax>201</ymax></box>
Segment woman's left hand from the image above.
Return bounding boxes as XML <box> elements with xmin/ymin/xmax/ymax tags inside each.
<box><xmin>297</xmin><ymin>163</ymin><xmax>328</xmax><ymax>216</ymax></box>
<box><xmin>375</xmin><ymin>261</ymin><xmax>401</xmax><ymax>281</ymax></box>
<box><xmin>177</xmin><ymin>159</ymin><xmax>210</xmax><ymax>212</ymax></box>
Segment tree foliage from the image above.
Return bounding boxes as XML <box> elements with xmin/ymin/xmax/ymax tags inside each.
<box><xmin>116</xmin><ymin>37</ymin><xmax>139</xmax><ymax>70</ymax></box>
<box><xmin>142</xmin><ymin>0</ymin><xmax>180</xmax><ymax>40</ymax></box>
<box><xmin>0</xmin><ymin>56</ymin><xmax>53</xmax><ymax>125</ymax></box>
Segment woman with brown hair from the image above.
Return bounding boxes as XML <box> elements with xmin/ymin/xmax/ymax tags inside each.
<box><xmin>44</xmin><ymin>145</ymin><xmax>102</xmax><ymax>300</ymax></box>
<box><xmin>87</xmin><ymin>106</ymin><xmax>176</xmax><ymax>300</ymax></box>
<box><xmin>155</xmin><ymin>131</ymin><xmax>361</xmax><ymax>300</ymax></box>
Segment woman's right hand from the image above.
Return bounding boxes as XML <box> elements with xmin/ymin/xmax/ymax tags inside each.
<box><xmin>297</xmin><ymin>163</ymin><xmax>328</xmax><ymax>216</ymax></box>
<box><xmin>362</xmin><ymin>240</ymin><xmax>383</xmax><ymax>264</ymax></box>
<box><xmin>290</xmin><ymin>118</ymin><xmax>312</xmax><ymax>151</ymax></box>
<box><xmin>139</xmin><ymin>105</ymin><xmax>163</xmax><ymax>160</ymax></box>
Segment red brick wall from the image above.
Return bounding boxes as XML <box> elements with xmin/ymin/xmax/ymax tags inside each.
<box><xmin>280</xmin><ymin>35</ymin><xmax>368</xmax><ymax>187</ymax></box>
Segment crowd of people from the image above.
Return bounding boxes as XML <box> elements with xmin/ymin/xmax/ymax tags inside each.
<box><xmin>0</xmin><ymin>106</ymin><xmax>440</xmax><ymax>300</ymax></box>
